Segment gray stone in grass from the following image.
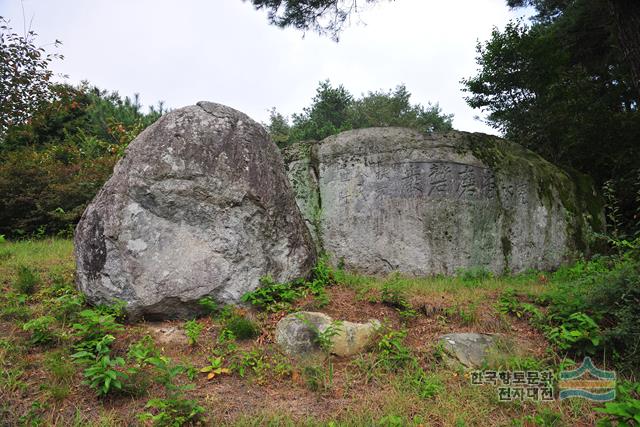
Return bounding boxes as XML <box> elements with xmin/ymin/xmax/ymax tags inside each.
<box><xmin>439</xmin><ymin>332</ymin><xmax>496</xmax><ymax>368</ymax></box>
<box><xmin>275</xmin><ymin>311</ymin><xmax>380</xmax><ymax>357</ymax></box>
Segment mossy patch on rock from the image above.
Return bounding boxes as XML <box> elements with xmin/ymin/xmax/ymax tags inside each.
<box><xmin>283</xmin><ymin>128</ymin><xmax>604</xmax><ymax>275</ymax></box>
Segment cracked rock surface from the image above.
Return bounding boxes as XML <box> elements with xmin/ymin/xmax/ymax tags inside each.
<box><xmin>74</xmin><ymin>102</ymin><xmax>316</xmax><ymax>320</ymax></box>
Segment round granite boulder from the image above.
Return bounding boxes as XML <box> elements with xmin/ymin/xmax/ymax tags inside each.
<box><xmin>74</xmin><ymin>102</ymin><xmax>316</xmax><ymax>320</ymax></box>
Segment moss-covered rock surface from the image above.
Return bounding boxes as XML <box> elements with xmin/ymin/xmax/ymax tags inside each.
<box><xmin>283</xmin><ymin>128</ymin><xmax>604</xmax><ymax>275</ymax></box>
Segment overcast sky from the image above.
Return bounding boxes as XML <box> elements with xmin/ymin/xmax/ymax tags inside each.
<box><xmin>1</xmin><ymin>0</ymin><xmax>528</xmax><ymax>134</ymax></box>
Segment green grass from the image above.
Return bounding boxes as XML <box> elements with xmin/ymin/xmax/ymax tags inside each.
<box><xmin>339</xmin><ymin>268</ymin><xmax>549</xmax><ymax>309</ymax></box>
<box><xmin>0</xmin><ymin>239</ymin><xmax>616</xmax><ymax>426</ymax></box>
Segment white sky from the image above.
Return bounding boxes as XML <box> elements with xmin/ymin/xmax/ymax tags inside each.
<box><xmin>1</xmin><ymin>0</ymin><xmax>528</xmax><ymax>134</ymax></box>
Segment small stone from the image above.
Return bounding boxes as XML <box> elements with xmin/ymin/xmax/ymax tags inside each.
<box><xmin>438</xmin><ymin>332</ymin><xmax>496</xmax><ymax>368</ymax></box>
<box><xmin>331</xmin><ymin>319</ymin><xmax>381</xmax><ymax>357</ymax></box>
<box><xmin>275</xmin><ymin>312</ymin><xmax>332</xmax><ymax>356</ymax></box>
<box><xmin>275</xmin><ymin>311</ymin><xmax>380</xmax><ymax>357</ymax></box>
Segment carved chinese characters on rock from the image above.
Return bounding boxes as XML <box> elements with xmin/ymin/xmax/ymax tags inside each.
<box><xmin>357</xmin><ymin>161</ymin><xmax>497</xmax><ymax>202</ymax></box>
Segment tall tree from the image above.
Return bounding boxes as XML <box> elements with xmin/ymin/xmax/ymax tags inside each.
<box><xmin>463</xmin><ymin>1</ymin><xmax>640</xmax><ymax>232</ymax></box>
<box><xmin>608</xmin><ymin>0</ymin><xmax>640</xmax><ymax>95</ymax></box>
<box><xmin>507</xmin><ymin>0</ymin><xmax>640</xmax><ymax>96</ymax></box>
<box><xmin>268</xmin><ymin>80</ymin><xmax>453</xmax><ymax>147</ymax></box>
<box><xmin>0</xmin><ymin>17</ymin><xmax>62</xmax><ymax>139</ymax></box>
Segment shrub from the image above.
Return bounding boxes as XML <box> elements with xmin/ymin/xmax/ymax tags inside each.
<box><xmin>184</xmin><ymin>320</ymin><xmax>203</xmax><ymax>346</ymax></box>
<box><xmin>198</xmin><ymin>296</ymin><xmax>219</xmax><ymax>315</ymax></box>
<box><xmin>82</xmin><ymin>353</ymin><xmax>127</xmax><ymax>397</ymax></box>
<box><xmin>224</xmin><ymin>316</ymin><xmax>260</xmax><ymax>340</ymax></box>
<box><xmin>138</xmin><ymin>396</ymin><xmax>205</xmax><ymax>427</ymax></box>
<box><xmin>595</xmin><ymin>381</ymin><xmax>640</xmax><ymax>426</ymax></box>
<box><xmin>241</xmin><ymin>275</ymin><xmax>302</xmax><ymax>312</ymax></box>
<box><xmin>403</xmin><ymin>368</ymin><xmax>443</xmax><ymax>399</ymax></box>
<box><xmin>544</xmin><ymin>312</ymin><xmax>602</xmax><ymax>354</ymax></box>
<box><xmin>586</xmin><ymin>257</ymin><xmax>640</xmax><ymax>373</ymax></box>
<box><xmin>302</xmin><ymin>362</ymin><xmax>334</xmax><ymax>393</ymax></box>
<box><xmin>22</xmin><ymin>316</ymin><xmax>57</xmax><ymax>346</ymax></box>
<box><xmin>0</xmin><ymin>146</ymin><xmax>117</xmax><ymax>238</ymax></box>
<box><xmin>380</xmin><ymin>274</ymin><xmax>413</xmax><ymax>314</ymax></box>
<box><xmin>14</xmin><ymin>265</ymin><xmax>39</xmax><ymax>295</ymax></box>
<box><xmin>456</xmin><ymin>266</ymin><xmax>493</xmax><ymax>284</ymax></box>
<box><xmin>513</xmin><ymin>239</ymin><xmax>640</xmax><ymax>374</ymax></box>
<box><xmin>128</xmin><ymin>336</ymin><xmax>160</xmax><ymax>365</ymax></box>
<box><xmin>72</xmin><ymin>309</ymin><xmax>123</xmax><ymax>344</ymax></box>
<box><xmin>44</xmin><ymin>351</ymin><xmax>75</xmax><ymax>383</ymax></box>
<box><xmin>242</xmin><ymin>258</ymin><xmax>337</xmax><ymax>312</ymax></box>
<box><xmin>376</xmin><ymin>330</ymin><xmax>415</xmax><ymax>372</ymax></box>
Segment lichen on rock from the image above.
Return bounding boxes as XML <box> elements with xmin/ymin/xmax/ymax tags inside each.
<box><xmin>74</xmin><ymin>102</ymin><xmax>316</xmax><ymax>320</ymax></box>
<box><xmin>283</xmin><ymin>127</ymin><xmax>604</xmax><ymax>276</ymax></box>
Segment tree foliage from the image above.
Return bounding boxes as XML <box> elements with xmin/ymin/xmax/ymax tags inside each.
<box><xmin>507</xmin><ymin>0</ymin><xmax>640</xmax><ymax>94</ymax></box>
<box><xmin>0</xmin><ymin>83</ymin><xmax>164</xmax><ymax>238</ymax></box>
<box><xmin>0</xmin><ymin>17</ymin><xmax>62</xmax><ymax>139</ymax></box>
<box><xmin>246</xmin><ymin>0</ymin><xmax>387</xmax><ymax>40</ymax></box>
<box><xmin>268</xmin><ymin>80</ymin><xmax>453</xmax><ymax>147</ymax></box>
<box><xmin>462</xmin><ymin>0</ymin><xmax>640</xmax><ymax>232</ymax></box>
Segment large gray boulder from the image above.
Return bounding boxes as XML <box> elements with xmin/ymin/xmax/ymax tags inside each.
<box><xmin>74</xmin><ymin>102</ymin><xmax>316</xmax><ymax>320</ymax></box>
<box><xmin>283</xmin><ymin>128</ymin><xmax>603</xmax><ymax>275</ymax></box>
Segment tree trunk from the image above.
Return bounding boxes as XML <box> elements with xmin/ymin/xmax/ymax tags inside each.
<box><xmin>609</xmin><ymin>0</ymin><xmax>640</xmax><ymax>97</ymax></box>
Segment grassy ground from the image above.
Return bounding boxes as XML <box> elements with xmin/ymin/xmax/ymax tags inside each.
<box><xmin>0</xmin><ymin>239</ymin><xmax>611</xmax><ymax>426</ymax></box>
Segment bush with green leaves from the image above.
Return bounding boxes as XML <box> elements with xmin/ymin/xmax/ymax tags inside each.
<box><xmin>72</xmin><ymin>309</ymin><xmax>123</xmax><ymax>351</ymax></box>
<box><xmin>595</xmin><ymin>381</ymin><xmax>640</xmax><ymax>426</ymax></box>
<box><xmin>375</xmin><ymin>330</ymin><xmax>416</xmax><ymax>372</ymax></box>
<box><xmin>544</xmin><ymin>312</ymin><xmax>602</xmax><ymax>354</ymax></box>
<box><xmin>183</xmin><ymin>320</ymin><xmax>203</xmax><ymax>346</ymax></box>
<box><xmin>223</xmin><ymin>315</ymin><xmax>260</xmax><ymax>340</ymax></box>
<box><xmin>497</xmin><ymin>289</ymin><xmax>544</xmax><ymax>326</ymax></box>
<box><xmin>379</xmin><ymin>275</ymin><xmax>417</xmax><ymax>321</ymax></box>
<box><xmin>50</xmin><ymin>293</ymin><xmax>84</xmax><ymax>323</ymax></box>
<box><xmin>81</xmin><ymin>353</ymin><xmax>127</xmax><ymax>397</ymax></box>
<box><xmin>137</xmin><ymin>355</ymin><xmax>205</xmax><ymax>425</ymax></box>
<box><xmin>456</xmin><ymin>266</ymin><xmax>493</xmax><ymax>284</ymax></box>
<box><xmin>128</xmin><ymin>335</ymin><xmax>160</xmax><ymax>366</ymax></box>
<box><xmin>0</xmin><ymin>292</ymin><xmax>31</xmax><ymax>321</ymax></box>
<box><xmin>138</xmin><ymin>396</ymin><xmax>205</xmax><ymax>427</ymax></box>
<box><xmin>542</xmin><ymin>241</ymin><xmax>640</xmax><ymax>373</ymax></box>
<box><xmin>71</xmin><ymin>333</ymin><xmax>127</xmax><ymax>397</ymax></box>
<box><xmin>14</xmin><ymin>265</ymin><xmax>39</xmax><ymax>295</ymax></box>
<box><xmin>22</xmin><ymin>316</ymin><xmax>57</xmax><ymax>346</ymax></box>
<box><xmin>44</xmin><ymin>351</ymin><xmax>75</xmax><ymax>383</ymax></box>
<box><xmin>241</xmin><ymin>275</ymin><xmax>303</xmax><ymax>312</ymax></box>
<box><xmin>242</xmin><ymin>258</ymin><xmax>337</xmax><ymax>312</ymax></box>
<box><xmin>198</xmin><ymin>296</ymin><xmax>219</xmax><ymax>315</ymax></box>
<box><xmin>302</xmin><ymin>362</ymin><xmax>334</xmax><ymax>393</ymax></box>
<box><xmin>402</xmin><ymin>368</ymin><xmax>443</xmax><ymax>400</ymax></box>
<box><xmin>0</xmin><ymin>79</ymin><xmax>164</xmax><ymax>238</ymax></box>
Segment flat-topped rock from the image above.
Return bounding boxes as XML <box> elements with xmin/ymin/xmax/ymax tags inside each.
<box><xmin>284</xmin><ymin>128</ymin><xmax>603</xmax><ymax>275</ymax></box>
